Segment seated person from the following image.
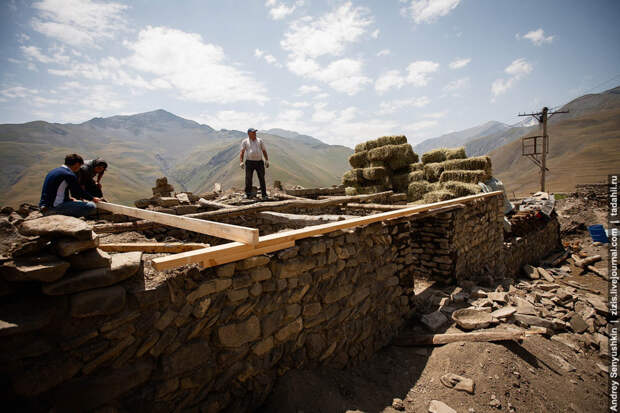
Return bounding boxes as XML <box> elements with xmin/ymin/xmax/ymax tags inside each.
<box><xmin>78</xmin><ymin>157</ymin><xmax>108</xmax><ymax>199</ymax></box>
<box><xmin>39</xmin><ymin>154</ymin><xmax>101</xmax><ymax>217</ymax></box>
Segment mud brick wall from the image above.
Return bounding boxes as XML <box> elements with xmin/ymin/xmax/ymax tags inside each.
<box><xmin>502</xmin><ymin>216</ymin><xmax>562</xmax><ymax>278</ymax></box>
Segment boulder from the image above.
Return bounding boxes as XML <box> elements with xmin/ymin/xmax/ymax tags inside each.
<box><xmin>70</xmin><ymin>285</ymin><xmax>126</xmax><ymax>318</ymax></box>
<box><xmin>54</xmin><ymin>232</ymin><xmax>100</xmax><ymax>257</ymax></box>
<box><xmin>157</xmin><ymin>197</ymin><xmax>180</xmax><ymax>207</ymax></box>
<box><xmin>428</xmin><ymin>400</ymin><xmax>457</xmax><ymax>413</ymax></box>
<box><xmin>19</xmin><ymin>215</ymin><xmax>93</xmax><ymax>240</ymax></box>
<box><xmin>67</xmin><ymin>248</ymin><xmax>112</xmax><ymax>270</ymax></box>
<box><xmin>522</xmin><ymin>264</ymin><xmax>539</xmax><ymax>280</ymax></box>
<box><xmin>42</xmin><ymin>252</ymin><xmax>142</xmax><ymax>295</ymax></box>
<box><xmin>0</xmin><ymin>254</ymin><xmax>70</xmax><ymax>282</ymax></box>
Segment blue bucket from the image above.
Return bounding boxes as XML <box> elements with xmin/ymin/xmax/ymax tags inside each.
<box><xmin>588</xmin><ymin>225</ymin><xmax>609</xmax><ymax>243</ymax></box>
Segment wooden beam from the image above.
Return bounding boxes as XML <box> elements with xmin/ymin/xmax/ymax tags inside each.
<box><xmin>99</xmin><ymin>242</ymin><xmax>209</xmax><ymax>253</ymax></box>
<box><xmin>258</xmin><ymin>211</ymin><xmax>356</xmax><ymax>226</ymax></box>
<box><xmin>97</xmin><ymin>202</ymin><xmax>259</xmax><ymax>245</ymax></box>
<box><xmin>151</xmin><ymin>192</ymin><xmax>500</xmax><ymax>270</ymax></box>
<box><xmin>393</xmin><ymin>328</ymin><xmax>542</xmax><ymax>346</ymax></box>
<box><xmin>152</xmin><ymin>240</ymin><xmax>295</xmax><ymax>271</ymax></box>
<box><xmin>344</xmin><ymin>203</ymin><xmax>409</xmax><ymax>211</ymax></box>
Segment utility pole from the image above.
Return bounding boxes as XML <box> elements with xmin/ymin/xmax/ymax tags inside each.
<box><xmin>518</xmin><ymin>106</ymin><xmax>568</xmax><ymax>192</ymax></box>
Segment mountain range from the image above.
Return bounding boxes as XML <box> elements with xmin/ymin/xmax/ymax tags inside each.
<box><xmin>0</xmin><ymin>86</ymin><xmax>618</xmax><ymax>206</ymax></box>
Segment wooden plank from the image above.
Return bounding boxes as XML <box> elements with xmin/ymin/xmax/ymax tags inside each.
<box><xmin>258</xmin><ymin>211</ymin><xmax>356</xmax><ymax>226</ymax></box>
<box><xmin>99</xmin><ymin>242</ymin><xmax>209</xmax><ymax>253</ymax></box>
<box><xmin>97</xmin><ymin>202</ymin><xmax>259</xmax><ymax>245</ymax></box>
<box><xmin>152</xmin><ymin>240</ymin><xmax>295</xmax><ymax>271</ymax></box>
<box><xmin>393</xmin><ymin>328</ymin><xmax>542</xmax><ymax>346</ymax></box>
<box><xmin>344</xmin><ymin>203</ymin><xmax>408</xmax><ymax>211</ymax></box>
<box><xmin>151</xmin><ymin>192</ymin><xmax>500</xmax><ymax>270</ymax></box>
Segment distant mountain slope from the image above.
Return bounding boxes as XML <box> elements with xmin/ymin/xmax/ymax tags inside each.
<box><xmin>413</xmin><ymin>121</ymin><xmax>510</xmax><ymax>155</ymax></box>
<box><xmin>0</xmin><ymin>110</ymin><xmax>352</xmax><ymax>206</ymax></box>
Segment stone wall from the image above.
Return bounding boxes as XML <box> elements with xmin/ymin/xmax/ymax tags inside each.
<box><xmin>502</xmin><ymin>216</ymin><xmax>562</xmax><ymax>278</ymax></box>
<box><xmin>0</xmin><ymin>192</ymin><xmax>561</xmax><ymax>412</ymax></box>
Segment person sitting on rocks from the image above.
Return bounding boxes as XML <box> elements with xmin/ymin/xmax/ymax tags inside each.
<box><xmin>78</xmin><ymin>157</ymin><xmax>108</xmax><ymax>200</ymax></box>
<box><xmin>39</xmin><ymin>154</ymin><xmax>101</xmax><ymax>217</ymax></box>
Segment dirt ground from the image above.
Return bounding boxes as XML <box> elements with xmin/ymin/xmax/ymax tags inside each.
<box><xmin>259</xmin><ymin>194</ymin><xmax>610</xmax><ymax>413</ymax></box>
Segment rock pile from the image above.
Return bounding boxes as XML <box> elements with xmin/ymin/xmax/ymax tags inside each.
<box><xmin>0</xmin><ymin>213</ymin><xmax>143</xmax><ymax>319</ymax></box>
<box><xmin>408</xmin><ymin>148</ymin><xmax>492</xmax><ymax>202</ymax></box>
<box><xmin>152</xmin><ymin>176</ymin><xmax>174</xmax><ymax>197</ymax></box>
<box><xmin>344</xmin><ymin>135</ymin><xmax>419</xmax><ymax>195</ymax></box>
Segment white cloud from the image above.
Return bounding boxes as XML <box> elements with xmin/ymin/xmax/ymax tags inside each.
<box><xmin>312</xmin><ymin>102</ymin><xmax>336</xmax><ymax>122</ymax></box>
<box><xmin>254</xmin><ymin>49</ymin><xmax>264</xmax><ymax>58</ymax></box>
<box><xmin>31</xmin><ymin>0</ymin><xmax>127</xmax><ymax>47</ymax></box>
<box><xmin>313</xmin><ymin>92</ymin><xmax>330</xmax><ymax>100</ymax></box>
<box><xmin>491</xmin><ymin>58</ymin><xmax>533</xmax><ymax>98</ymax></box>
<box><xmin>377</xmin><ymin>49</ymin><xmax>391</xmax><ymax>57</ymax></box>
<box><xmin>423</xmin><ymin>111</ymin><xmax>446</xmax><ymax>119</ymax></box>
<box><xmin>404</xmin><ymin>119</ymin><xmax>438</xmax><ymax>131</ymax></box>
<box><xmin>448</xmin><ymin>57</ymin><xmax>470</xmax><ymax>69</ymax></box>
<box><xmin>443</xmin><ymin>77</ymin><xmax>470</xmax><ymax>92</ymax></box>
<box><xmin>21</xmin><ymin>45</ymin><xmax>71</xmax><ymax>65</ymax></box>
<box><xmin>378</xmin><ymin>97</ymin><xmax>430</xmax><ymax>115</ymax></box>
<box><xmin>371</xmin><ymin>29</ymin><xmax>380</xmax><ymax>39</ymax></box>
<box><xmin>198</xmin><ymin>110</ymin><xmax>270</xmax><ymax>131</ymax></box>
<box><xmin>298</xmin><ymin>85</ymin><xmax>321</xmax><ymax>95</ymax></box>
<box><xmin>375</xmin><ymin>70</ymin><xmax>406</xmax><ymax>94</ymax></box>
<box><xmin>520</xmin><ymin>28</ymin><xmax>554</xmax><ymax>46</ymax></box>
<box><xmin>403</xmin><ymin>0</ymin><xmax>461</xmax><ymax>24</ymax></box>
<box><xmin>406</xmin><ymin>60</ymin><xmax>440</xmax><ymax>86</ymax></box>
<box><xmin>312</xmin><ymin>58</ymin><xmax>371</xmax><ymax>95</ymax></box>
<box><xmin>255</xmin><ymin>48</ymin><xmax>282</xmax><ymax>67</ymax></box>
<box><xmin>282</xmin><ymin>2</ymin><xmax>372</xmax><ymax>59</ymax></box>
<box><xmin>266</xmin><ymin>0</ymin><xmax>302</xmax><ymax>20</ymax></box>
<box><xmin>125</xmin><ymin>26</ymin><xmax>268</xmax><ymax>104</ymax></box>
<box><xmin>282</xmin><ymin>100</ymin><xmax>310</xmax><ymax>108</ymax></box>
<box><xmin>0</xmin><ymin>86</ymin><xmax>39</xmax><ymax>99</ymax></box>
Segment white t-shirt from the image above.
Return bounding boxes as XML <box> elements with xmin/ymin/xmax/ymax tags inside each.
<box><xmin>241</xmin><ymin>137</ymin><xmax>266</xmax><ymax>161</ymax></box>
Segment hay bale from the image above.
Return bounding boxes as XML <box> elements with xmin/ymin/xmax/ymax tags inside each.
<box><xmin>421</xmin><ymin>149</ymin><xmax>447</xmax><ymax>164</ymax></box>
<box><xmin>342</xmin><ymin>169</ymin><xmax>366</xmax><ymax>186</ymax></box>
<box><xmin>388</xmin><ymin>144</ymin><xmax>419</xmax><ymax>170</ymax></box>
<box><xmin>345</xmin><ymin>186</ymin><xmax>358</xmax><ymax>196</ymax></box>
<box><xmin>439</xmin><ymin>169</ymin><xmax>487</xmax><ymax>184</ymax></box>
<box><xmin>443</xmin><ymin>156</ymin><xmax>492</xmax><ymax>174</ymax></box>
<box><xmin>407</xmin><ymin>181</ymin><xmax>430</xmax><ymax>201</ymax></box>
<box><xmin>391</xmin><ymin>172</ymin><xmax>410</xmax><ymax>193</ymax></box>
<box><xmin>367</xmin><ymin>145</ymin><xmax>394</xmax><ymax>162</ymax></box>
<box><xmin>423</xmin><ymin>162</ymin><xmax>447</xmax><ymax>182</ymax></box>
<box><xmin>369</xmin><ymin>160</ymin><xmax>386</xmax><ymax>168</ymax></box>
<box><xmin>409</xmin><ymin>162</ymin><xmax>423</xmax><ymax>172</ymax></box>
<box><xmin>348</xmin><ymin>151</ymin><xmax>369</xmax><ymax>168</ymax></box>
<box><xmin>362</xmin><ymin>167</ymin><xmax>387</xmax><ymax>181</ymax></box>
<box><xmin>354</xmin><ymin>140</ymin><xmax>379</xmax><ymax>153</ymax></box>
<box><xmin>356</xmin><ymin>185</ymin><xmax>386</xmax><ymax>195</ymax></box>
<box><xmin>423</xmin><ymin>190</ymin><xmax>455</xmax><ymax>203</ymax></box>
<box><xmin>376</xmin><ymin>135</ymin><xmax>407</xmax><ymax>147</ymax></box>
<box><xmin>428</xmin><ymin>182</ymin><xmax>442</xmax><ymax>192</ymax></box>
<box><xmin>444</xmin><ymin>147</ymin><xmax>467</xmax><ymax>160</ymax></box>
<box><xmin>441</xmin><ymin>181</ymin><xmax>482</xmax><ymax>198</ymax></box>
<box><xmin>408</xmin><ymin>170</ymin><xmax>425</xmax><ymax>182</ymax></box>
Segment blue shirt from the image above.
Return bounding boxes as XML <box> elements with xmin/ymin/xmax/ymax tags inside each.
<box><xmin>39</xmin><ymin>165</ymin><xmax>93</xmax><ymax>208</ymax></box>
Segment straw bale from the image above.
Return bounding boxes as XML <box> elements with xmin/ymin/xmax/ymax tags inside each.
<box><xmin>342</xmin><ymin>169</ymin><xmax>365</xmax><ymax>186</ymax></box>
<box><xmin>356</xmin><ymin>185</ymin><xmax>386</xmax><ymax>195</ymax></box>
<box><xmin>442</xmin><ymin>156</ymin><xmax>492</xmax><ymax>174</ymax></box>
<box><xmin>409</xmin><ymin>162</ymin><xmax>423</xmax><ymax>172</ymax></box>
<box><xmin>367</xmin><ymin>145</ymin><xmax>394</xmax><ymax>162</ymax></box>
<box><xmin>444</xmin><ymin>147</ymin><xmax>467</xmax><ymax>160</ymax></box>
<box><xmin>369</xmin><ymin>160</ymin><xmax>386</xmax><ymax>168</ymax></box>
<box><xmin>407</xmin><ymin>181</ymin><xmax>430</xmax><ymax>201</ymax></box>
<box><xmin>391</xmin><ymin>172</ymin><xmax>410</xmax><ymax>193</ymax></box>
<box><xmin>388</xmin><ymin>144</ymin><xmax>419</xmax><ymax>170</ymax></box>
<box><xmin>423</xmin><ymin>190</ymin><xmax>455</xmax><ymax>203</ymax></box>
<box><xmin>354</xmin><ymin>140</ymin><xmax>379</xmax><ymax>153</ymax></box>
<box><xmin>439</xmin><ymin>169</ymin><xmax>487</xmax><ymax>184</ymax></box>
<box><xmin>345</xmin><ymin>186</ymin><xmax>358</xmax><ymax>196</ymax></box>
<box><xmin>441</xmin><ymin>181</ymin><xmax>482</xmax><ymax>197</ymax></box>
<box><xmin>408</xmin><ymin>170</ymin><xmax>425</xmax><ymax>182</ymax></box>
<box><xmin>348</xmin><ymin>151</ymin><xmax>369</xmax><ymax>168</ymax></box>
<box><xmin>421</xmin><ymin>149</ymin><xmax>447</xmax><ymax>164</ymax></box>
<box><xmin>423</xmin><ymin>162</ymin><xmax>447</xmax><ymax>182</ymax></box>
<box><xmin>376</xmin><ymin>135</ymin><xmax>407</xmax><ymax>147</ymax></box>
<box><xmin>362</xmin><ymin>166</ymin><xmax>388</xmax><ymax>181</ymax></box>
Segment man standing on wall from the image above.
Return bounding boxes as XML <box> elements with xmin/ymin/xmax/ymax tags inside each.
<box><xmin>240</xmin><ymin>128</ymin><xmax>269</xmax><ymax>200</ymax></box>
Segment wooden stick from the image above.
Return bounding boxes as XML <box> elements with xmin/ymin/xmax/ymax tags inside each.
<box><xmin>185</xmin><ymin>191</ymin><xmax>395</xmax><ymax>220</ymax></box>
<box><xmin>345</xmin><ymin>203</ymin><xmax>409</xmax><ymax>211</ymax></box>
<box><xmin>551</xmin><ymin>250</ymin><xmax>570</xmax><ymax>266</ymax></box>
<box><xmin>587</xmin><ymin>265</ymin><xmax>609</xmax><ymax>280</ymax></box>
<box><xmin>572</xmin><ymin>254</ymin><xmax>602</xmax><ymax>268</ymax></box>
<box><xmin>197</xmin><ymin>198</ymin><xmax>231</xmax><ymax>210</ymax></box>
<box><xmin>99</xmin><ymin>242</ymin><xmax>209</xmax><ymax>253</ymax></box>
<box><xmin>151</xmin><ymin>193</ymin><xmax>494</xmax><ymax>270</ymax></box>
<box><xmin>97</xmin><ymin>202</ymin><xmax>259</xmax><ymax>245</ymax></box>
<box><xmin>393</xmin><ymin>329</ymin><xmax>536</xmax><ymax>346</ymax></box>
<box><xmin>152</xmin><ymin>240</ymin><xmax>295</xmax><ymax>271</ymax></box>
<box><xmin>93</xmin><ymin>220</ymin><xmax>157</xmax><ymax>234</ymax></box>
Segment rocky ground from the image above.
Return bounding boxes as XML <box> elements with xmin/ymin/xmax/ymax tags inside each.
<box><xmin>260</xmin><ymin>193</ymin><xmax>610</xmax><ymax>413</ymax></box>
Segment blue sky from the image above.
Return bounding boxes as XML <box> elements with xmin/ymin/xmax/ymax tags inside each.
<box><xmin>1</xmin><ymin>0</ymin><xmax>619</xmax><ymax>147</ymax></box>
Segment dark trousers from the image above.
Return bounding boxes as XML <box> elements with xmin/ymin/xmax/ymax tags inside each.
<box><xmin>84</xmin><ymin>179</ymin><xmax>103</xmax><ymax>198</ymax></box>
<box><xmin>245</xmin><ymin>160</ymin><xmax>266</xmax><ymax>197</ymax></box>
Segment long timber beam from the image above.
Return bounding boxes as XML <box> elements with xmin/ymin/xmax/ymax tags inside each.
<box><xmin>151</xmin><ymin>191</ymin><xmax>502</xmax><ymax>271</ymax></box>
<box><xmin>97</xmin><ymin>202</ymin><xmax>259</xmax><ymax>245</ymax></box>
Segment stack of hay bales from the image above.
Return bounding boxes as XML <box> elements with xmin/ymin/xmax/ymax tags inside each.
<box><xmin>406</xmin><ymin>147</ymin><xmax>493</xmax><ymax>203</ymax></box>
<box><xmin>344</xmin><ymin>136</ymin><xmax>419</xmax><ymax>195</ymax></box>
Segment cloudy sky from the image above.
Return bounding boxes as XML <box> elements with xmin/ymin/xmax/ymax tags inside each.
<box><xmin>1</xmin><ymin>0</ymin><xmax>619</xmax><ymax>147</ymax></box>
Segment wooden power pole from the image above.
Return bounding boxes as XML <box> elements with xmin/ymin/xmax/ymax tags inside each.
<box><xmin>519</xmin><ymin>106</ymin><xmax>568</xmax><ymax>192</ymax></box>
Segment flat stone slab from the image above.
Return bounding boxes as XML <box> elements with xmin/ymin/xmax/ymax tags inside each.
<box><xmin>54</xmin><ymin>233</ymin><xmax>99</xmax><ymax>257</ymax></box>
<box><xmin>67</xmin><ymin>248</ymin><xmax>111</xmax><ymax>270</ymax></box>
<box><xmin>491</xmin><ymin>306</ymin><xmax>517</xmax><ymax>319</ymax></box>
<box><xmin>19</xmin><ymin>215</ymin><xmax>93</xmax><ymax>240</ymax></box>
<box><xmin>0</xmin><ymin>254</ymin><xmax>70</xmax><ymax>282</ymax></box>
<box><xmin>42</xmin><ymin>252</ymin><xmax>143</xmax><ymax>295</ymax></box>
<box><xmin>70</xmin><ymin>285</ymin><xmax>126</xmax><ymax>318</ymax></box>
<box><xmin>428</xmin><ymin>400</ymin><xmax>457</xmax><ymax>413</ymax></box>
<box><xmin>0</xmin><ymin>296</ymin><xmax>57</xmax><ymax>336</ymax></box>
<box><xmin>421</xmin><ymin>310</ymin><xmax>448</xmax><ymax>332</ymax></box>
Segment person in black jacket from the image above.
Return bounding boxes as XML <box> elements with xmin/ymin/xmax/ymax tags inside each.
<box><xmin>39</xmin><ymin>154</ymin><xmax>101</xmax><ymax>217</ymax></box>
<box><xmin>78</xmin><ymin>158</ymin><xmax>107</xmax><ymax>199</ymax></box>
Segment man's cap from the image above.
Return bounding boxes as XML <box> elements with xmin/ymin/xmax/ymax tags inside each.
<box><xmin>247</xmin><ymin>128</ymin><xmax>258</xmax><ymax>133</ymax></box>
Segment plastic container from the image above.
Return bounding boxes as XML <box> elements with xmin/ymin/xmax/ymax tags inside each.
<box><xmin>588</xmin><ymin>225</ymin><xmax>609</xmax><ymax>243</ymax></box>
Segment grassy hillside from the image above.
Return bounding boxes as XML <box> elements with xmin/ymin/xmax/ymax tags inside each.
<box><xmin>490</xmin><ymin>108</ymin><xmax>620</xmax><ymax>197</ymax></box>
